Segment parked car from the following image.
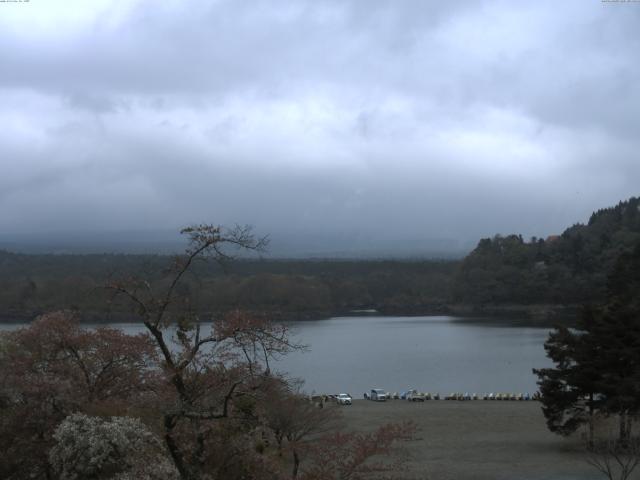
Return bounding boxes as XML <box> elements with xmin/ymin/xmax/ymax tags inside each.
<box><xmin>406</xmin><ymin>389</ymin><xmax>425</xmax><ymax>402</ymax></box>
<box><xmin>370</xmin><ymin>388</ymin><xmax>387</xmax><ymax>401</ymax></box>
<box><xmin>336</xmin><ymin>393</ymin><xmax>352</xmax><ymax>405</ymax></box>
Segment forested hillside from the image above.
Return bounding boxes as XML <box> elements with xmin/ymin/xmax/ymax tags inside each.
<box><xmin>453</xmin><ymin>197</ymin><xmax>640</xmax><ymax>306</ymax></box>
<box><xmin>0</xmin><ymin>253</ymin><xmax>455</xmax><ymax>321</ymax></box>
<box><xmin>1</xmin><ymin>196</ymin><xmax>639</xmax><ymax>322</ymax></box>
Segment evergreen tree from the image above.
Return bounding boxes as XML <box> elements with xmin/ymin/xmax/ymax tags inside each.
<box><xmin>534</xmin><ymin>242</ymin><xmax>640</xmax><ymax>444</ymax></box>
<box><xmin>593</xmin><ymin>243</ymin><xmax>640</xmax><ymax>443</ymax></box>
<box><xmin>533</xmin><ymin>316</ymin><xmax>603</xmax><ymax>446</ymax></box>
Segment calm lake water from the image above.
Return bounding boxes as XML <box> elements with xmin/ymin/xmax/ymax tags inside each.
<box><xmin>282</xmin><ymin>316</ymin><xmax>552</xmax><ymax>395</ymax></box>
<box><xmin>1</xmin><ymin>315</ymin><xmax>552</xmax><ymax>395</ymax></box>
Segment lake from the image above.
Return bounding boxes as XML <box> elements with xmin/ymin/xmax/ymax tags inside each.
<box><xmin>0</xmin><ymin>315</ymin><xmax>552</xmax><ymax>395</ymax></box>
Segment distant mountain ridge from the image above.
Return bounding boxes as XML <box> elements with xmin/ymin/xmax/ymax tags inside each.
<box><xmin>0</xmin><ymin>230</ymin><xmax>471</xmax><ymax>259</ymax></box>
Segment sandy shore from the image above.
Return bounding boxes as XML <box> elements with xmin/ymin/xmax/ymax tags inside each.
<box><xmin>338</xmin><ymin>399</ymin><xmax>603</xmax><ymax>480</ymax></box>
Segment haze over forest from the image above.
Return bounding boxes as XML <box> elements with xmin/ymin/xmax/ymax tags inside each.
<box><xmin>3</xmin><ymin>4</ymin><xmax>640</xmax><ymax>480</ymax></box>
<box><xmin>2</xmin><ymin>1</ymin><xmax>639</xmax><ymax>256</ymax></box>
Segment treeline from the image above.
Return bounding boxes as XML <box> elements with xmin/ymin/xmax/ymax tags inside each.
<box><xmin>453</xmin><ymin>196</ymin><xmax>640</xmax><ymax>306</ymax></box>
<box><xmin>2</xmin><ymin>196</ymin><xmax>639</xmax><ymax>322</ymax></box>
<box><xmin>0</xmin><ymin>253</ymin><xmax>457</xmax><ymax>321</ymax></box>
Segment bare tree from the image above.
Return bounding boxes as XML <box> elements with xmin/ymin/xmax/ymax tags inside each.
<box><xmin>300</xmin><ymin>421</ymin><xmax>418</xmax><ymax>480</ymax></box>
<box><xmin>586</xmin><ymin>437</ymin><xmax>640</xmax><ymax>480</ymax></box>
<box><xmin>260</xmin><ymin>379</ymin><xmax>338</xmax><ymax>478</ymax></box>
<box><xmin>106</xmin><ymin>224</ymin><xmax>302</xmax><ymax>480</ymax></box>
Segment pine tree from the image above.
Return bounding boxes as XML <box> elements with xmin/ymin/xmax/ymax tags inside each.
<box><xmin>534</xmin><ymin>242</ymin><xmax>640</xmax><ymax>445</ymax></box>
<box><xmin>593</xmin><ymin>243</ymin><xmax>640</xmax><ymax>444</ymax></box>
<box><xmin>533</xmin><ymin>317</ymin><xmax>603</xmax><ymax>446</ymax></box>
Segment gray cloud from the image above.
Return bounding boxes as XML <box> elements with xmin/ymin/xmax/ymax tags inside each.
<box><xmin>0</xmin><ymin>0</ymin><xmax>638</xmax><ymax>255</ymax></box>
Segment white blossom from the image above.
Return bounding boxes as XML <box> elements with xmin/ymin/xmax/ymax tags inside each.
<box><xmin>49</xmin><ymin>413</ymin><xmax>179</xmax><ymax>480</ymax></box>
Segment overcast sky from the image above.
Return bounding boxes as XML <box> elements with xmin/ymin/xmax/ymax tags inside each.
<box><xmin>1</xmin><ymin>0</ymin><xmax>639</xmax><ymax>254</ymax></box>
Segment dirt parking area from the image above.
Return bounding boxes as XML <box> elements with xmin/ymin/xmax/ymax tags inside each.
<box><xmin>338</xmin><ymin>400</ymin><xmax>605</xmax><ymax>480</ymax></box>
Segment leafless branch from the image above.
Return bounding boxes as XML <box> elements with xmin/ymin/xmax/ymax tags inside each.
<box><xmin>586</xmin><ymin>437</ymin><xmax>640</xmax><ymax>480</ymax></box>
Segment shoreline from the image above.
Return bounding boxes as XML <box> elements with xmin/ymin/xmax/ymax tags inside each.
<box><xmin>0</xmin><ymin>304</ymin><xmax>577</xmax><ymax>327</ymax></box>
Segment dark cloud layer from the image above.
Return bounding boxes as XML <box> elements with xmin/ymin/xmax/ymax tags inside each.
<box><xmin>1</xmin><ymin>0</ymin><xmax>638</xmax><ymax>255</ymax></box>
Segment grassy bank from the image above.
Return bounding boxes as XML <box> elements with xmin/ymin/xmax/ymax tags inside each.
<box><xmin>338</xmin><ymin>400</ymin><xmax>600</xmax><ymax>480</ymax></box>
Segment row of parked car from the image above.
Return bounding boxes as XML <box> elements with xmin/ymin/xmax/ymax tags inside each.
<box><xmin>364</xmin><ymin>388</ymin><xmax>427</xmax><ymax>401</ymax></box>
<box><xmin>365</xmin><ymin>389</ymin><xmax>540</xmax><ymax>402</ymax></box>
<box><xmin>308</xmin><ymin>393</ymin><xmax>354</xmax><ymax>405</ymax></box>
<box><xmin>311</xmin><ymin>390</ymin><xmax>541</xmax><ymax>406</ymax></box>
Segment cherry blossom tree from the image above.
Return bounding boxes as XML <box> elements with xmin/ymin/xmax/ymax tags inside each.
<box><xmin>300</xmin><ymin>421</ymin><xmax>418</xmax><ymax>480</ymax></box>
<box><xmin>1</xmin><ymin>224</ymin><xmax>420</xmax><ymax>480</ymax></box>
<box><xmin>49</xmin><ymin>413</ymin><xmax>179</xmax><ymax>480</ymax></box>
<box><xmin>106</xmin><ymin>225</ymin><xmax>302</xmax><ymax>479</ymax></box>
<box><xmin>0</xmin><ymin>311</ymin><xmax>158</xmax><ymax>479</ymax></box>
<box><xmin>259</xmin><ymin>379</ymin><xmax>338</xmax><ymax>477</ymax></box>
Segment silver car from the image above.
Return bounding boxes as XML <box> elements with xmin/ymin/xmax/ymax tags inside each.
<box><xmin>406</xmin><ymin>389</ymin><xmax>425</xmax><ymax>402</ymax></box>
<box><xmin>370</xmin><ymin>388</ymin><xmax>387</xmax><ymax>401</ymax></box>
